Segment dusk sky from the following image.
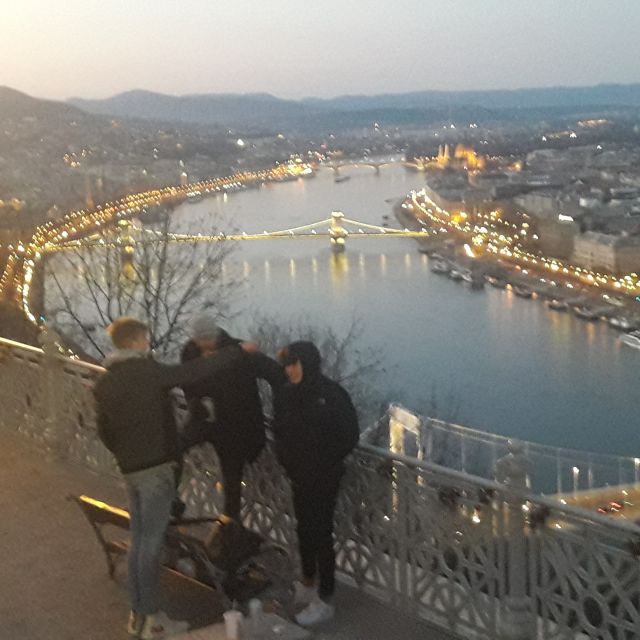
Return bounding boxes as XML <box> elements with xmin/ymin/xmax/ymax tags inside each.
<box><xmin>3</xmin><ymin>1</ymin><xmax>640</xmax><ymax>101</ymax></box>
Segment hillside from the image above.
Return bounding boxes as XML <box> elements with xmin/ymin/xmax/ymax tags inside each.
<box><xmin>70</xmin><ymin>89</ymin><xmax>323</xmax><ymax>128</ymax></box>
<box><xmin>68</xmin><ymin>83</ymin><xmax>640</xmax><ymax>130</ymax></box>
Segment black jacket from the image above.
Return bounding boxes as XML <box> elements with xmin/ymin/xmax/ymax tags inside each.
<box><xmin>273</xmin><ymin>373</ymin><xmax>359</xmax><ymax>485</ymax></box>
<box><xmin>94</xmin><ymin>348</ymin><xmax>241</xmax><ymax>474</ymax></box>
<box><xmin>181</xmin><ymin>336</ymin><xmax>285</xmax><ymax>460</ymax></box>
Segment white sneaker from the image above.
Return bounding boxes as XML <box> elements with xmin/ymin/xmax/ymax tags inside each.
<box><xmin>127</xmin><ymin>610</ymin><xmax>143</xmax><ymax>636</ymax></box>
<box><xmin>295</xmin><ymin>597</ymin><xmax>335</xmax><ymax>626</ymax></box>
<box><xmin>293</xmin><ymin>580</ymin><xmax>317</xmax><ymax>606</ymax></box>
<box><xmin>139</xmin><ymin>611</ymin><xmax>189</xmax><ymax>639</ymax></box>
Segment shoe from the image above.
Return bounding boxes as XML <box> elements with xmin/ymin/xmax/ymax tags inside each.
<box><xmin>295</xmin><ymin>597</ymin><xmax>335</xmax><ymax>626</ymax></box>
<box><xmin>292</xmin><ymin>581</ymin><xmax>317</xmax><ymax>606</ymax></box>
<box><xmin>139</xmin><ymin>611</ymin><xmax>189</xmax><ymax>639</ymax></box>
<box><xmin>127</xmin><ymin>610</ymin><xmax>144</xmax><ymax>636</ymax></box>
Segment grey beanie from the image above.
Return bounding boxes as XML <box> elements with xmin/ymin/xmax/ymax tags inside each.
<box><xmin>190</xmin><ymin>312</ymin><xmax>223</xmax><ymax>341</ymax></box>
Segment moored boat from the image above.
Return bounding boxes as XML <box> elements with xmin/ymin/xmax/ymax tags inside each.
<box><xmin>620</xmin><ymin>330</ymin><xmax>640</xmax><ymax>349</ymax></box>
<box><xmin>449</xmin><ymin>268</ymin><xmax>463</xmax><ymax>281</ymax></box>
<box><xmin>430</xmin><ymin>260</ymin><xmax>450</xmax><ymax>275</ymax></box>
<box><xmin>513</xmin><ymin>285</ymin><xmax>533</xmax><ymax>299</ymax></box>
<box><xmin>573</xmin><ymin>306</ymin><xmax>598</xmax><ymax>321</ymax></box>
<box><xmin>547</xmin><ymin>299</ymin><xmax>568</xmax><ymax>311</ymax></box>
<box><xmin>486</xmin><ymin>276</ymin><xmax>507</xmax><ymax>289</ymax></box>
<box><xmin>609</xmin><ymin>316</ymin><xmax>637</xmax><ymax>331</ymax></box>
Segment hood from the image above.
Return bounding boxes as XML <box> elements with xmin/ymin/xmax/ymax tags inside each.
<box><xmin>285</xmin><ymin>341</ymin><xmax>321</xmax><ymax>385</ymax></box>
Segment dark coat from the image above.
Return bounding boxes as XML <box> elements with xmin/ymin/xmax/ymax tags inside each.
<box><xmin>181</xmin><ymin>336</ymin><xmax>285</xmax><ymax>461</ymax></box>
<box><xmin>273</xmin><ymin>343</ymin><xmax>359</xmax><ymax>485</ymax></box>
<box><xmin>94</xmin><ymin>348</ymin><xmax>240</xmax><ymax>474</ymax></box>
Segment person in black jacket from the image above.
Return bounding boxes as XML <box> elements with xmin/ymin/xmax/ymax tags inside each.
<box><xmin>93</xmin><ymin>317</ymin><xmax>250</xmax><ymax>639</ymax></box>
<box><xmin>180</xmin><ymin>314</ymin><xmax>285</xmax><ymax>560</ymax></box>
<box><xmin>273</xmin><ymin>341</ymin><xmax>359</xmax><ymax>627</ymax></box>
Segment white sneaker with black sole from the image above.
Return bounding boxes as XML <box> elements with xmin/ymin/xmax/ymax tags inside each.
<box><xmin>293</xmin><ymin>580</ymin><xmax>317</xmax><ymax>606</ymax></box>
<box><xmin>139</xmin><ymin>611</ymin><xmax>189</xmax><ymax>639</ymax></box>
<box><xmin>295</xmin><ymin>596</ymin><xmax>335</xmax><ymax>626</ymax></box>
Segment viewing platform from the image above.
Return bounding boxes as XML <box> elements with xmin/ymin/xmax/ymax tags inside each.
<box><xmin>1</xmin><ymin>335</ymin><xmax>639</xmax><ymax>639</ymax></box>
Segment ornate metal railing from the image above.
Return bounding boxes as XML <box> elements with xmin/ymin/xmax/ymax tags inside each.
<box><xmin>1</xmin><ymin>335</ymin><xmax>639</xmax><ymax>640</ymax></box>
<box><xmin>373</xmin><ymin>404</ymin><xmax>640</xmax><ymax>496</ymax></box>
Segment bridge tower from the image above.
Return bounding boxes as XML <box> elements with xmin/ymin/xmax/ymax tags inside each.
<box><xmin>329</xmin><ymin>210</ymin><xmax>347</xmax><ymax>253</ymax></box>
<box><xmin>117</xmin><ymin>219</ymin><xmax>137</xmax><ymax>281</ymax></box>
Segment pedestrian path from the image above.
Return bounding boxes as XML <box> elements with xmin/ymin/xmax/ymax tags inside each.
<box><xmin>0</xmin><ymin>429</ymin><xmax>453</xmax><ymax>640</ymax></box>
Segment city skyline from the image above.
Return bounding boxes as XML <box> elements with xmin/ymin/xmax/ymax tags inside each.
<box><xmin>2</xmin><ymin>0</ymin><xmax>640</xmax><ymax>101</ymax></box>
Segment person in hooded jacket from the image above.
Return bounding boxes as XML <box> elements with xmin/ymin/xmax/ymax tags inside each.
<box><xmin>273</xmin><ymin>341</ymin><xmax>359</xmax><ymax>627</ymax></box>
<box><xmin>180</xmin><ymin>314</ymin><xmax>285</xmax><ymax>562</ymax></box>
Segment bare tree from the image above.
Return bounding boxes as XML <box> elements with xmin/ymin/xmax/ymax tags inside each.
<box><xmin>44</xmin><ymin>208</ymin><xmax>236</xmax><ymax>359</ymax></box>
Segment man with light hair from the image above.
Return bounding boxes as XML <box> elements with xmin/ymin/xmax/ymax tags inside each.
<box><xmin>94</xmin><ymin>316</ymin><xmax>253</xmax><ymax>639</ymax></box>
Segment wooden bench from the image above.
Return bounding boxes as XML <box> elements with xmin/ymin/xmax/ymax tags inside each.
<box><xmin>69</xmin><ymin>494</ymin><xmax>289</xmax><ymax>606</ymax></box>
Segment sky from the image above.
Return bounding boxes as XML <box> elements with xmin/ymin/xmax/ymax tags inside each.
<box><xmin>2</xmin><ymin>0</ymin><xmax>640</xmax><ymax>101</ymax></box>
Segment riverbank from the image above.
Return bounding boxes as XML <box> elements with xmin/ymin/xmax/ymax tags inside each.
<box><xmin>395</xmin><ymin>198</ymin><xmax>640</xmax><ymax>329</ymax></box>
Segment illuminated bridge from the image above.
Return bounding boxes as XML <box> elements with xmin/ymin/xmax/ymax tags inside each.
<box><xmin>324</xmin><ymin>159</ymin><xmax>426</xmax><ymax>173</ymax></box>
<box><xmin>47</xmin><ymin>211</ymin><xmax>431</xmax><ymax>254</ymax></box>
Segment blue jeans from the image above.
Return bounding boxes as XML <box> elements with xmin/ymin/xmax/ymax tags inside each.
<box><xmin>124</xmin><ymin>462</ymin><xmax>176</xmax><ymax>615</ymax></box>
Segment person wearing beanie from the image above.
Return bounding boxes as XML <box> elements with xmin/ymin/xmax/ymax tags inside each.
<box><xmin>180</xmin><ymin>313</ymin><xmax>284</xmax><ymax>563</ymax></box>
<box><xmin>273</xmin><ymin>341</ymin><xmax>359</xmax><ymax>627</ymax></box>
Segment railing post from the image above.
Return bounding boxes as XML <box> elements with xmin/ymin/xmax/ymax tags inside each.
<box><xmin>37</xmin><ymin>327</ymin><xmax>66</xmax><ymax>457</ymax></box>
<box><xmin>495</xmin><ymin>440</ymin><xmax>533</xmax><ymax>640</ymax></box>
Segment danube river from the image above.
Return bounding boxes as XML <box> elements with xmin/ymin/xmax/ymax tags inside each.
<box><xmin>167</xmin><ymin>165</ymin><xmax>640</xmax><ymax>457</ymax></box>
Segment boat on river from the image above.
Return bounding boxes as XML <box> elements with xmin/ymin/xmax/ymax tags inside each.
<box><xmin>513</xmin><ymin>285</ymin><xmax>533</xmax><ymax>299</ymax></box>
<box><xmin>573</xmin><ymin>306</ymin><xmax>599</xmax><ymax>321</ymax></box>
<box><xmin>620</xmin><ymin>330</ymin><xmax>640</xmax><ymax>349</ymax></box>
<box><xmin>547</xmin><ymin>299</ymin><xmax>568</xmax><ymax>311</ymax></box>
<box><xmin>486</xmin><ymin>276</ymin><xmax>507</xmax><ymax>289</ymax></box>
<box><xmin>334</xmin><ymin>175</ymin><xmax>351</xmax><ymax>184</ymax></box>
<box><xmin>430</xmin><ymin>260</ymin><xmax>450</xmax><ymax>275</ymax></box>
<box><xmin>449</xmin><ymin>268</ymin><xmax>464</xmax><ymax>281</ymax></box>
<box><xmin>609</xmin><ymin>316</ymin><xmax>637</xmax><ymax>331</ymax></box>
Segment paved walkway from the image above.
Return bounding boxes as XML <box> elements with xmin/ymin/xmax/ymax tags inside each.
<box><xmin>0</xmin><ymin>429</ymin><xmax>452</xmax><ymax>640</ymax></box>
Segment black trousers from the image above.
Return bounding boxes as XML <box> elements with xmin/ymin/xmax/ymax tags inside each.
<box><xmin>218</xmin><ymin>452</ymin><xmax>245</xmax><ymax>521</ymax></box>
<box><xmin>291</xmin><ymin>468</ymin><xmax>344</xmax><ymax>600</ymax></box>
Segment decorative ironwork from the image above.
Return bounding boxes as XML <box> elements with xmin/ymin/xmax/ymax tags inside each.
<box><xmin>1</xmin><ymin>336</ymin><xmax>640</xmax><ymax>640</ymax></box>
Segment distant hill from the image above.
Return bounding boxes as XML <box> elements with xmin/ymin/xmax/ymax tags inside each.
<box><xmin>69</xmin><ymin>89</ymin><xmax>323</xmax><ymax>128</ymax></box>
<box><xmin>304</xmin><ymin>83</ymin><xmax>640</xmax><ymax>111</ymax></box>
<box><xmin>68</xmin><ymin>83</ymin><xmax>640</xmax><ymax>131</ymax></box>
<box><xmin>0</xmin><ymin>86</ymin><xmax>84</xmax><ymax>120</ymax></box>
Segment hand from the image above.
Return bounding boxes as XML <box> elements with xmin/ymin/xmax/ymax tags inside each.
<box><xmin>240</xmin><ymin>341</ymin><xmax>260</xmax><ymax>354</ymax></box>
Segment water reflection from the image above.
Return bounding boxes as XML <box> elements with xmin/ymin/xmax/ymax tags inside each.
<box><xmin>329</xmin><ymin>253</ymin><xmax>349</xmax><ymax>287</ymax></box>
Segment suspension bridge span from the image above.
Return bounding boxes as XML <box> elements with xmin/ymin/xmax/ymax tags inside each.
<box><xmin>47</xmin><ymin>211</ymin><xmax>431</xmax><ymax>254</ymax></box>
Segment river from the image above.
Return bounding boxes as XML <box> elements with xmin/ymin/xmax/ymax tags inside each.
<box><xmin>161</xmin><ymin>165</ymin><xmax>640</xmax><ymax>457</ymax></box>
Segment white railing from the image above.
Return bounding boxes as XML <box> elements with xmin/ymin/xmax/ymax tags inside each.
<box><xmin>1</xmin><ymin>336</ymin><xmax>639</xmax><ymax>640</ymax></box>
<box><xmin>373</xmin><ymin>405</ymin><xmax>640</xmax><ymax>496</ymax></box>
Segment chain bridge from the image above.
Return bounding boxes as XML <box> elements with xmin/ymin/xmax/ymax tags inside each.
<box><xmin>48</xmin><ymin>211</ymin><xmax>430</xmax><ymax>255</ymax></box>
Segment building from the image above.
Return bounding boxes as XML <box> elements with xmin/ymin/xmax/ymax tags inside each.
<box><xmin>514</xmin><ymin>190</ymin><xmax>581</xmax><ymax>259</ymax></box>
<box><xmin>573</xmin><ymin>231</ymin><xmax>640</xmax><ymax>274</ymax></box>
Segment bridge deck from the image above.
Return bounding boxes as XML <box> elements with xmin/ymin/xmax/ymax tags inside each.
<box><xmin>0</xmin><ymin>428</ymin><xmax>452</xmax><ymax>640</ymax></box>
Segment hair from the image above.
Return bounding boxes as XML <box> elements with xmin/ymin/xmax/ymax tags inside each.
<box><xmin>106</xmin><ymin>317</ymin><xmax>149</xmax><ymax>349</ymax></box>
